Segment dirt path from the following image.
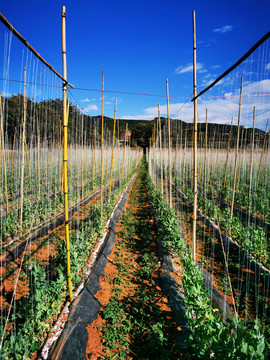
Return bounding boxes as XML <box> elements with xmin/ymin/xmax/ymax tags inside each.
<box><xmin>48</xmin><ymin>166</ymin><xmax>186</xmax><ymax>359</ymax></box>
<box><xmin>84</xmin><ymin>166</ymin><xmax>184</xmax><ymax>359</ymax></box>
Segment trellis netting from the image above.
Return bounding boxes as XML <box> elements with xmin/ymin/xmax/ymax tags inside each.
<box><xmin>0</xmin><ymin>21</ymin><xmax>141</xmax><ymax>358</ymax></box>
<box><xmin>149</xmin><ymin>33</ymin><xmax>270</xmax><ymax>336</ymax></box>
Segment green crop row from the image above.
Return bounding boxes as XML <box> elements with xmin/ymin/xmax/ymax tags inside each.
<box><xmin>147</xmin><ymin>159</ymin><xmax>269</xmax><ymax>359</ymax></box>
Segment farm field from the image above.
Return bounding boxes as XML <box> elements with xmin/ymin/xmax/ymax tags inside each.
<box><xmin>0</xmin><ymin>4</ymin><xmax>270</xmax><ymax>360</ymax></box>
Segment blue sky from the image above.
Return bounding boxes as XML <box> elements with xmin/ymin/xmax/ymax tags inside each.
<box><xmin>0</xmin><ymin>0</ymin><xmax>270</xmax><ymax>128</ymax></box>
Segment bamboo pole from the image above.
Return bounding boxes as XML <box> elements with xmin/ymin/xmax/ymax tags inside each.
<box><xmin>58</xmin><ymin>114</ymin><xmax>62</xmax><ymax>193</ymax></box>
<box><xmin>192</xmin><ymin>10</ymin><xmax>198</xmax><ymax>262</ymax></box>
<box><xmin>183</xmin><ymin>127</ymin><xmax>187</xmax><ymax>190</ymax></box>
<box><xmin>236</xmin><ymin>127</ymin><xmax>244</xmax><ymax>189</ymax></box>
<box><xmin>100</xmin><ymin>70</ymin><xmax>104</xmax><ymax>219</ymax></box>
<box><xmin>19</xmin><ymin>68</ymin><xmax>27</xmax><ymax>229</ymax></box>
<box><xmin>0</xmin><ymin>93</ymin><xmax>8</xmax><ymax>212</ymax></box>
<box><xmin>81</xmin><ymin>114</ymin><xmax>84</xmax><ymax>198</ymax></box>
<box><xmin>199</xmin><ymin>131</ymin><xmax>203</xmax><ymax>182</ymax></box>
<box><xmin>93</xmin><ymin>119</ymin><xmax>96</xmax><ymax>185</ymax></box>
<box><xmin>84</xmin><ymin>129</ymin><xmax>87</xmax><ymax>180</ymax></box>
<box><xmin>249</xmin><ymin>107</ymin><xmax>255</xmax><ymax>210</ymax></box>
<box><xmin>109</xmin><ymin>99</ymin><xmax>117</xmax><ymax>202</ymax></box>
<box><xmin>175</xmin><ymin>132</ymin><xmax>178</xmax><ymax>180</ymax></box>
<box><xmin>11</xmin><ymin>126</ymin><xmax>16</xmax><ymax>177</ymax></box>
<box><xmin>62</xmin><ymin>6</ymin><xmax>73</xmax><ymax>302</ymax></box>
<box><xmin>123</xmin><ymin>123</ymin><xmax>128</xmax><ymax>179</ymax></box>
<box><xmin>264</xmin><ymin>126</ymin><xmax>269</xmax><ymax>186</ymax></box>
<box><xmin>36</xmin><ymin>111</ymin><xmax>41</xmax><ymax>198</ymax></box>
<box><xmin>166</xmin><ymin>79</ymin><xmax>172</xmax><ymax>208</ymax></box>
<box><xmin>230</xmin><ymin>76</ymin><xmax>243</xmax><ymax>223</ymax></box>
<box><xmin>158</xmin><ymin>104</ymin><xmax>163</xmax><ymax>195</ymax></box>
<box><xmin>257</xmin><ymin>119</ymin><xmax>269</xmax><ymax>186</ymax></box>
<box><xmin>24</xmin><ymin>136</ymin><xmax>31</xmax><ymax>186</ymax></box>
<box><xmin>153</xmin><ymin>122</ymin><xmax>156</xmax><ymax>185</ymax></box>
<box><xmin>117</xmin><ymin>117</ymin><xmax>120</xmax><ymax>192</ymax></box>
<box><xmin>223</xmin><ymin>117</ymin><xmax>233</xmax><ymax>189</ymax></box>
<box><xmin>204</xmin><ymin>109</ymin><xmax>208</xmax><ymax>199</ymax></box>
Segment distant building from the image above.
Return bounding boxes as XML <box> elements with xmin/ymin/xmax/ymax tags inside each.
<box><xmin>119</xmin><ymin>130</ymin><xmax>132</xmax><ymax>146</ymax></box>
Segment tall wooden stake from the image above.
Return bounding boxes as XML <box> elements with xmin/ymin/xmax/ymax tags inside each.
<box><xmin>117</xmin><ymin>117</ymin><xmax>121</xmax><ymax>192</ymax></box>
<box><xmin>158</xmin><ymin>104</ymin><xmax>163</xmax><ymax>195</ymax></box>
<box><xmin>192</xmin><ymin>10</ymin><xmax>198</xmax><ymax>262</ymax></box>
<box><xmin>109</xmin><ymin>99</ymin><xmax>117</xmax><ymax>202</ymax></box>
<box><xmin>20</xmin><ymin>68</ymin><xmax>27</xmax><ymax>229</ymax></box>
<box><xmin>257</xmin><ymin>119</ymin><xmax>269</xmax><ymax>186</ymax></box>
<box><xmin>231</xmin><ymin>76</ymin><xmax>243</xmax><ymax>223</ymax></box>
<box><xmin>11</xmin><ymin>126</ymin><xmax>16</xmax><ymax>177</ymax></box>
<box><xmin>204</xmin><ymin>108</ymin><xmax>208</xmax><ymax>199</ymax></box>
<box><xmin>223</xmin><ymin>117</ymin><xmax>233</xmax><ymax>189</ymax></box>
<box><xmin>100</xmin><ymin>70</ymin><xmax>104</xmax><ymax>219</ymax></box>
<box><xmin>36</xmin><ymin>110</ymin><xmax>41</xmax><ymax>198</ymax></box>
<box><xmin>93</xmin><ymin>119</ymin><xmax>96</xmax><ymax>185</ymax></box>
<box><xmin>153</xmin><ymin>122</ymin><xmax>156</xmax><ymax>185</ymax></box>
<box><xmin>0</xmin><ymin>94</ymin><xmax>8</xmax><ymax>212</ymax></box>
<box><xmin>166</xmin><ymin>79</ymin><xmax>172</xmax><ymax>208</ymax></box>
<box><xmin>62</xmin><ymin>6</ymin><xmax>73</xmax><ymax>301</ymax></box>
<box><xmin>249</xmin><ymin>107</ymin><xmax>255</xmax><ymax>207</ymax></box>
<box><xmin>81</xmin><ymin>114</ymin><xmax>84</xmax><ymax>198</ymax></box>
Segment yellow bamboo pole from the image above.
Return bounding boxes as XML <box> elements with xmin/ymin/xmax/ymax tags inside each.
<box><xmin>230</xmin><ymin>76</ymin><xmax>243</xmax><ymax>223</ymax></box>
<box><xmin>24</xmin><ymin>135</ymin><xmax>31</xmax><ymax>186</ymax></box>
<box><xmin>84</xmin><ymin>129</ymin><xmax>87</xmax><ymax>180</ymax></box>
<box><xmin>192</xmin><ymin>11</ymin><xmax>198</xmax><ymax>262</ymax></box>
<box><xmin>128</xmin><ymin>132</ymin><xmax>131</xmax><ymax>175</ymax></box>
<box><xmin>204</xmin><ymin>109</ymin><xmax>208</xmax><ymax>199</ymax></box>
<box><xmin>264</xmin><ymin>126</ymin><xmax>269</xmax><ymax>186</ymax></box>
<box><xmin>223</xmin><ymin>117</ymin><xmax>233</xmax><ymax>189</ymax></box>
<box><xmin>249</xmin><ymin>107</ymin><xmax>255</xmax><ymax>204</ymax></box>
<box><xmin>109</xmin><ymin>99</ymin><xmax>117</xmax><ymax>202</ymax></box>
<box><xmin>11</xmin><ymin>126</ymin><xmax>16</xmax><ymax>177</ymax></box>
<box><xmin>36</xmin><ymin>110</ymin><xmax>41</xmax><ymax>199</ymax></box>
<box><xmin>100</xmin><ymin>70</ymin><xmax>104</xmax><ymax>219</ymax></box>
<box><xmin>183</xmin><ymin>127</ymin><xmax>187</xmax><ymax>189</ymax></box>
<box><xmin>20</xmin><ymin>68</ymin><xmax>27</xmax><ymax>229</ymax></box>
<box><xmin>0</xmin><ymin>93</ymin><xmax>8</xmax><ymax>212</ymax></box>
<box><xmin>122</xmin><ymin>123</ymin><xmax>127</xmax><ymax>180</ymax></box>
<box><xmin>158</xmin><ymin>104</ymin><xmax>163</xmax><ymax>195</ymax></box>
<box><xmin>175</xmin><ymin>132</ymin><xmax>178</xmax><ymax>180</ymax></box>
<box><xmin>199</xmin><ymin>132</ymin><xmax>203</xmax><ymax>182</ymax></box>
<box><xmin>58</xmin><ymin>114</ymin><xmax>62</xmax><ymax>193</ymax></box>
<box><xmin>93</xmin><ymin>119</ymin><xmax>96</xmax><ymax>184</ymax></box>
<box><xmin>236</xmin><ymin>127</ymin><xmax>244</xmax><ymax>189</ymax></box>
<box><xmin>117</xmin><ymin>117</ymin><xmax>121</xmax><ymax>192</ymax></box>
<box><xmin>81</xmin><ymin>114</ymin><xmax>84</xmax><ymax>199</ymax></box>
<box><xmin>152</xmin><ymin>122</ymin><xmax>156</xmax><ymax>185</ymax></box>
<box><xmin>166</xmin><ymin>79</ymin><xmax>172</xmax><ymax>208</ymax></box>
<box><xmin>257</xmin><ymin>119</ymin><xmax>269</xmax><ymax>186</ymax></box>
<box><xmin>62</xmin><ymin>6</ymin><xmax>73</xmax><ymax>302</ymax></box>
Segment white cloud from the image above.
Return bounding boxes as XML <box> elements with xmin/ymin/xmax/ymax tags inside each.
<box><xmin>266</xmin><ymin>63</ymin><xmax>270</xmax><ymax>70</ymax></box>
<box><xmin>211</xmin><ymin>64</ymin><xmax>221</xmax><ymax>70</ymax></box>
<box><xmin>84</xmin><ymin>104</ymin><xmax>98</xmax><ymax>112</ymax></box>
<box><xmin>81</xmin><ymin>98</ymin><xmax>90</xmax><ymax>102</ymax></box>
<box><xmin>121</xmin><ymin>79</ymin><xmax>270</xmax><ymax>130</ymax></box>
<box><xmin>213</xmin><ymin>25</ymin><xmax>233</xmax><ymax>34</ymax></box>
<box><xmin>175</xmin><ymin>62</ymin><xmax>206</xmax><ymax>74</ymax></box>
<box><xmin>243</xmin><ymin>79</ymin><xmax>270</xmax><ymax>94</ymax></box>
<box><xmin>105</xmin><ymin>101</ymin><xmax>111</xmax><ymax>105</ymax></box>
